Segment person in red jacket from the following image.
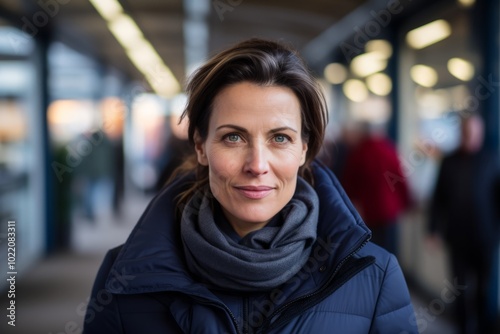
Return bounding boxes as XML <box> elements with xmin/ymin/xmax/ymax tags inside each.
<box><xmin>341</xmin><ymin>123</ymin><xmax>410</xmax><ymax>256</ymax></box>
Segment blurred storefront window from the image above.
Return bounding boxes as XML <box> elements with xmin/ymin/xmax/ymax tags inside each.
<box><xmin>128</xmin><ymin>93</ymin><xmax>169</xmax><ymax>192</ymax></box>
<box><xmin>317</xmin><ymin>0</ymin><xmax>486</xmax><ymax>298</ymax></box>
<box><xmin>0</xmin><ymin>22</ymin><xmax>43</xmax><ymax>288</ymax></box>
<box><xmin>398</xmin><ymin>1</ymin><xmax>478</xmax><ymax>204</ymax></box>
<box><xmin>47</xmin><ymin>42</ymin><xmax>127</xmax><ymax>239</ymax></box>
<box><xmin>396</xmin><ymin>0</ymin><xmax>481</xmax><ymax>293</ymax></box>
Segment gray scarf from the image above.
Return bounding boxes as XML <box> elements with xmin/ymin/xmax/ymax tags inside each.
<box><xmin>181</xmin><ymin>177</ymin><xmax>319</xmax><ymax>291</ymax></box>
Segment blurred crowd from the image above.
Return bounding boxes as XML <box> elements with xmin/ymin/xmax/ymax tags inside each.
<box><xmin>319</xmin><ymin>114</ymin><xmax>500</xmax><ymax>334</ymax></box>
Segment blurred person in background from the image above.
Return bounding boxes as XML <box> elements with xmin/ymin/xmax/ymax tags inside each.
<box><xmin>341</xmin><ymin>122</ymin><xmax>411</xmax><ymax>257</ymax></box>
<box><xmin>100</xmin><ymin>98</ymin><xmax>126</xmax><ymax>218</ymax></box>
<box><xmin>53</xmin><ymin>143</ymin><xmax>74</xmax><ymax>250</ymax></box>
<box><xmin>74</xmin><ymin>129</ymin><xmax>114</xmax><ymax>223</ymax></box>
<box><xmin>428</xmin><ymin>113</ymin><xmax>500</xmax><ymax>334</ymax></box>
<box><xmin>84</xmin><ymin>39</ymin><xmax>417</xmax><ymax>333</ymax></box>
<box><xmin>154</xmin><ymin>136</ymin><xmax>192</xmax><ymax>191</ymax></box>
<box><xmin>154</xmin><ymin>113</ymin><xmax>193</xmax><ymax>192</ymax></box>
<box><xmin>319</xmin><ymin>122</ymin><xmax>364</xmax><ymax>178</ymax></box>
<box><xmin>110</xmin><ymin>134</ymin><xmax>125</xmax><ymax>218</ymax></box>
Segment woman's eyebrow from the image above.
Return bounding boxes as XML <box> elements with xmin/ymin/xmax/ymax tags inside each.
<box><xmin>215</xmin><ymin>124</ymin><xmax>298</xmax><ymax>134</ymax></box>
<box><xmin>215</xmin><ymin>124</ymin><xmax>248</xmax><ymax>133</ymax></box>
<box><xmin>269</xmin><ymin>126</ymin><xmax>298</xmax><ymax>134</ymax></box>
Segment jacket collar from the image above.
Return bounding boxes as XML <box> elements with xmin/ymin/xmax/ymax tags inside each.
<box><xmin>313</xmin><ymin>161</ymin><xmax>371</xmax><ymax>270</ymax></box>
<box><xmin>105</xmin><ymin>161</ymin><xmax>371</xmax><ymax>295</ymax></box>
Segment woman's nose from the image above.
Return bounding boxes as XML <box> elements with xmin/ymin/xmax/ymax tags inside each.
<box><xmin>244</xmin><ymin>144</ymin><xmax>269</xmax><ymax>176</ymax></box>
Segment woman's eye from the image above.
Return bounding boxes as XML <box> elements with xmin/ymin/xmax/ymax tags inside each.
<box><xmin>225</xmin><ymin>134</ymin><xmax>241</xmax><ymax>142</ymax></box>
<box><xmin>274</xmin><ymin>135</ymin><xmax>289</xmax><ymax>143</ymax></box>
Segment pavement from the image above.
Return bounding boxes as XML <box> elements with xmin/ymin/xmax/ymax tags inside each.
<box><xmin>0</xmin><ymin>189</ymin><xmax>150</xmax><ymax>334</ymax></box>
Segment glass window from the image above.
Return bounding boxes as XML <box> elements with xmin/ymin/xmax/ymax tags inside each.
<box><xmin>399</xmin><ymin>1</ymin><xmax>478</xmax><ymax>203</ymax></box>
<box><xmin>0</xmin><ymin>21</ymin><xmax>42</xmax><ymax>285</ymax></box>
<box><xmin>396</xmin><ymin>0</ymin><xmax>479</xmax><ymax>292</ymax></box>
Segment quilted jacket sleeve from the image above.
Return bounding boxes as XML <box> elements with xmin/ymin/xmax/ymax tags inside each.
<box><xmin>369</xmin><ymin>254</ymin><xmax>419</xmax><ymax>334</ymax></box>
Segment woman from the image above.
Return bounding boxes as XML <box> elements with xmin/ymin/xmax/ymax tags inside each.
<box><xmin>84</xmin><ymin>39</ymin><xmax>418</xmax><ymax>333</ymax></box>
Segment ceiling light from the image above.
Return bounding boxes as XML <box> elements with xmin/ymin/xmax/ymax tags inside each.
<box><xmin>351</xmin><ymin>52</ymin><xmax>388</xmax><ymax>77</ymax></box>
<box><xmin>145</xmin><ymin>66</ymin><xmax>181</xmax><ymax>97</ymax></box>
<box><xmin>108</xmin><ymin>14</ymin><xmax>144</xmax><ymax>50</ymax></box>
<box><xmin>410</xmin><ymin>64</ymin><xmax>438</xmax><ymax>87</ymax></box>
<box><xmin>458</xmin><ymin>0</ymin><xmax>475</xmax><ymax>8</ymax></box>
<box><xmin>324</xmin><ymin>63</ymin><xmax>347</xmax><ymax>85</ymax></box>
<box><xmin>89</xmin><ymin>1</ymin><xmax>180</xmax><ymax>97</ymax></box>
<box><xmin>365</xmin><ymin>40</ymin><xmax>393</xmax><ymax>59</ymax></box>
<box><xmin>366</xmin><ymin>73</ymin><xmax>392</xmax><ymax>96</ymax></box>
<box><xmin>89</xmin><ymin>0</ymin><xmax>123</xmax><ymax>21</ymax></box>
<box><xmin>126</xmin><ymin>40</ymin><xmax>164</xmax><ymax>72</ymax></box>
<box><xmin>447</xmin><ymin>57</ymin><xmax>475</xmax><ymax>81</ymax></box>
<box><xmin>406</xmin><ymin>20</ymin><xmax>451</xmax><ymax>49</ymax></box>
<box><xmin>343</xmin><ymin>79</ymin><xmax>368</xmax><ymax>102</ymax></box>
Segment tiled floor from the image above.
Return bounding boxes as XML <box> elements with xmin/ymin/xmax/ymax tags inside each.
<box><xmin>0</xmin><ymin>190</ymin><xmax>458</xmax><ymax>334</ymax></box>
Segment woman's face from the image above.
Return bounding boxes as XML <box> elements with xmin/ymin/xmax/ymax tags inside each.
<box><xmin>195</xmin><ymin>82</ymin><xmax>308</xmax><ymax>237</ymax></box>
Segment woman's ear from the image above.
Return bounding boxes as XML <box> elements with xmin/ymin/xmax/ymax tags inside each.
<box><xmin>194</xmin><ymin>131</ymin><xmax>208</xmax><ymax>166</ymax></box>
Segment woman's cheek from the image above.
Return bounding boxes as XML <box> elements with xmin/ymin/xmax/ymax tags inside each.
<box><xmin>207</xmin><ymin>155</ymin><xmax>237</xmax><ymax>197</ymax></box>
<box><xmin>271</xmin><ymin>149</ymin><xmax>301</xmax><ymax>173</ymax></box>
<box><xmin>210</xmin><ymin>147</ymin><xmax>241</xmax><ymax>175</ymax></box>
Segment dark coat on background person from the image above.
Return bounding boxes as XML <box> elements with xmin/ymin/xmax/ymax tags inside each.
<box><xmin>429</xmin><ymin>149</ymin><xmax>500</xmax><ymax>257</ymax></box>
<box><xmin>83</xmin><ymin>162</ymin><xmax>417</xmax><ymax>334</ymax></box>
<box><xmin>429</xmin><ymin>148</ymin><xmax>500</xmax><ymax>334</ymax></box>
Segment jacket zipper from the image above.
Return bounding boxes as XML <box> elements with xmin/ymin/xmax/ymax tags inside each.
<box><xmin>256</xmin><ymin>237</ymin><xmax>372</xmax><ymax>333</ymax></box>
<box><xmin>189</xmin><ymin>236</ymin><xmax>372</xmax><ymax>334</ymax></box>
<box><xmin>191</xmin><ymin>296</ymin><xmax>242</xmax><ymax>334</ymax></box>
<box><xmin>243</xmin><ymin>296</ymin><xmax>250</xmax><ymax>334</ymax></box>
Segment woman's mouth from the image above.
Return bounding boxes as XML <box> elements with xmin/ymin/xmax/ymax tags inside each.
<box><xmin>234</xmin><ymin>186</ymin><xmax>274</xmax><ymax>199</ymax></box>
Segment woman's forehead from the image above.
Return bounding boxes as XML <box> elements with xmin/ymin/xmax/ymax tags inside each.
<box><xmin>209</xmin><ymin>83</ymin><xmax>301</xmax><ymax>130</ymax></box>
<box><xmin>214</xmin><ymin>82</ymin><xmax>299</xmax><ymax>112</ymax></box>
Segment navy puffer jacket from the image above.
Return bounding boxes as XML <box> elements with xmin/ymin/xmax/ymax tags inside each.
<box><xmin>84</xmin><ymin>162</ymin><xmax>418</xmax><ymax>333</ymax></box>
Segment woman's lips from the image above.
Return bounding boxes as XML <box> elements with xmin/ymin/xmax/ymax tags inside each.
<box><xmin>234</xmin><ymin>186</ymin><xmax>274</xmax><ymax>199</ymax></box>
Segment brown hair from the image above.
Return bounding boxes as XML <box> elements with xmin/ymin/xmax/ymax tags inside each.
<box><xmin>174</xmin><ymin>38</ymin><xmax>328</xmax><ymax>206</ymax></box>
